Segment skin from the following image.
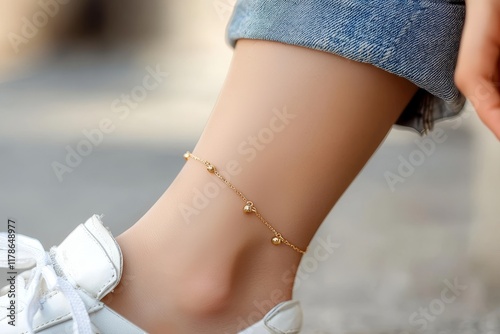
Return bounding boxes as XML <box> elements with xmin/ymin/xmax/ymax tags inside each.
<box><xmin>103</xmin><ymin>40</ymin><xmax>417</xmax><ymax>333</ymax></box>
<box><xmin>455</xmin><ymin>0</ymin><xmax>500</xmax><ymax>140</ymax></box>
<box><xmin>102</xmin><ymin>2</ymin><xmax>500</xmax><ymax>333</ymax></box>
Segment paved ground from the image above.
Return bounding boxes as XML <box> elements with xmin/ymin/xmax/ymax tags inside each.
<box><xmin>1</xmin><ymin>2</ymin><xmax>500</xmax><ymax>333</ymax></box>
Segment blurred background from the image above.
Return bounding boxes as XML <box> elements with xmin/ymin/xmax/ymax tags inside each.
<box><xmin>1</xmin><ymin>1</ymin><xmax>499</xmax><ymax>333</ymax></box>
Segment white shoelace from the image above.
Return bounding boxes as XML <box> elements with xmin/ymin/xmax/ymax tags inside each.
<box><xmin>0</xmin><ymin>232</ymin><xmax>93</xmax><ymax>334</ymax></box>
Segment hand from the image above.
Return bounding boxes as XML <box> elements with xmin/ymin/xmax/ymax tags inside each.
<box><xmin>455</xmin><ymin>0</ymin><xmax>500</xmax><ymax>140</ymax></box>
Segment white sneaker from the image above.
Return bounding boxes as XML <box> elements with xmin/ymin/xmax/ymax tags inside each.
<box><xmin>237</xmin><ymin>300</ymin><xmax>302</xmax><ymax>334</ymax></box>
<box><xmin>0</xmin><ymin>215</ymin><xmax>302</xmax><ymax>333</ymax></box>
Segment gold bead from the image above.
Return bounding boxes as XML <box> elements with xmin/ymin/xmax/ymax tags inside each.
<box><xmin>206</xmin><ymin>164</ymin><xmax>215</xmax><ymax>173</ymax></box>
<box><xmin>271</xmin><ymin>237</ymin><xmax>282</xmax><ymax>245</ymax></box>
<box><xmin>243</xmin><ymin>201</ymin><xmax>254</xmax><ymax>213</ymax></box>
<box><xmin>183</xmin><ymin>151</ymin><xmax>190</xmax><ymax>160</ymax></box>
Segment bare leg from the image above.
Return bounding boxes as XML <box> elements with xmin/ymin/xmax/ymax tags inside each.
<box><xmin>103</xmin><ymin>40</ymin><xmax>417</xmax><ymax>333</ymax></box>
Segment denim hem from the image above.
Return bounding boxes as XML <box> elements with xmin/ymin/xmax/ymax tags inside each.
<box><xmin>227</xmin><ymin>0</ymin><xmax>466</xmax><ymax>134</ymax></box>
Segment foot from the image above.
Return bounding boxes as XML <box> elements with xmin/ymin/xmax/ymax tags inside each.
<box><xmin>0</xmin><ymin>215</ymin><xmax>303</xmax><ymax>333</ymax></box>
<box><xmin>103</xmin><ymin>210</ymin><xmax>303</xmax><ymax>333</ymax></box>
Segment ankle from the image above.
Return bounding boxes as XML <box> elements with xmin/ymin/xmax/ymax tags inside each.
<box><xmin>171</xmin><ymin>263</ymin><xmax>294</xmax><ymax>332</ymax></box>
<box><xmin>174</xmin><ymin>269</ymin><xmax>233</xmax><ymax>317</ymax></box>
<box><xmin>173</xmin><ymin>254</ymin><xmax>295</xmax><ymax>316</ymax></box>
<box><xmin>105</xmin><ymin>222</ymin><xmax>298</xmax><ymax>332</ymax></box>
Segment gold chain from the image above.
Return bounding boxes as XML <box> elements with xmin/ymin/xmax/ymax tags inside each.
<box><xmin>184</xmin><ymin>151</ymin><xmax>306</xmax><ymax>255</ymax></box>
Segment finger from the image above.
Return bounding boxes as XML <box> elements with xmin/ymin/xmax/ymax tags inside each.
<box><xmin>455</xmin><ymin>3</ymin><xmax>500</xmax><ymax>139</ymax></box>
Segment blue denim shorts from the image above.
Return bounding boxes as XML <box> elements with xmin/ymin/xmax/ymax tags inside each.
<box><xmin>227</xmin><ymin>0</ymin><xmax>466</xmax><ymax>134</ymax></box>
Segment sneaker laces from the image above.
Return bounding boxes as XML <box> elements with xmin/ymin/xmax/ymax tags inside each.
<box><xmin>0</xmin><ymin>232</ymin><xmax>93</xmax><ymax>334</ymax></box>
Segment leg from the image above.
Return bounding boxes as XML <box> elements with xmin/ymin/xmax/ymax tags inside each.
<box><xmin>103</xmin><ymin>39</ymin><xmax>417</xmax><ymax>333</ymax></box>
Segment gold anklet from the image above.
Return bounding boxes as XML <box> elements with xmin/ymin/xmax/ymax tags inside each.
<box><xmin>183</xmin><ymin>151</ymin><xmax>306</xmax><ymax>255</ymax></box>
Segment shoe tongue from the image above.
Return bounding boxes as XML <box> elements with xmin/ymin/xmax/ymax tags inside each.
<box><xmin>52</xmin><ymin>215</ymin><xmax>122</xmax><ymax>300</ymax></box>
